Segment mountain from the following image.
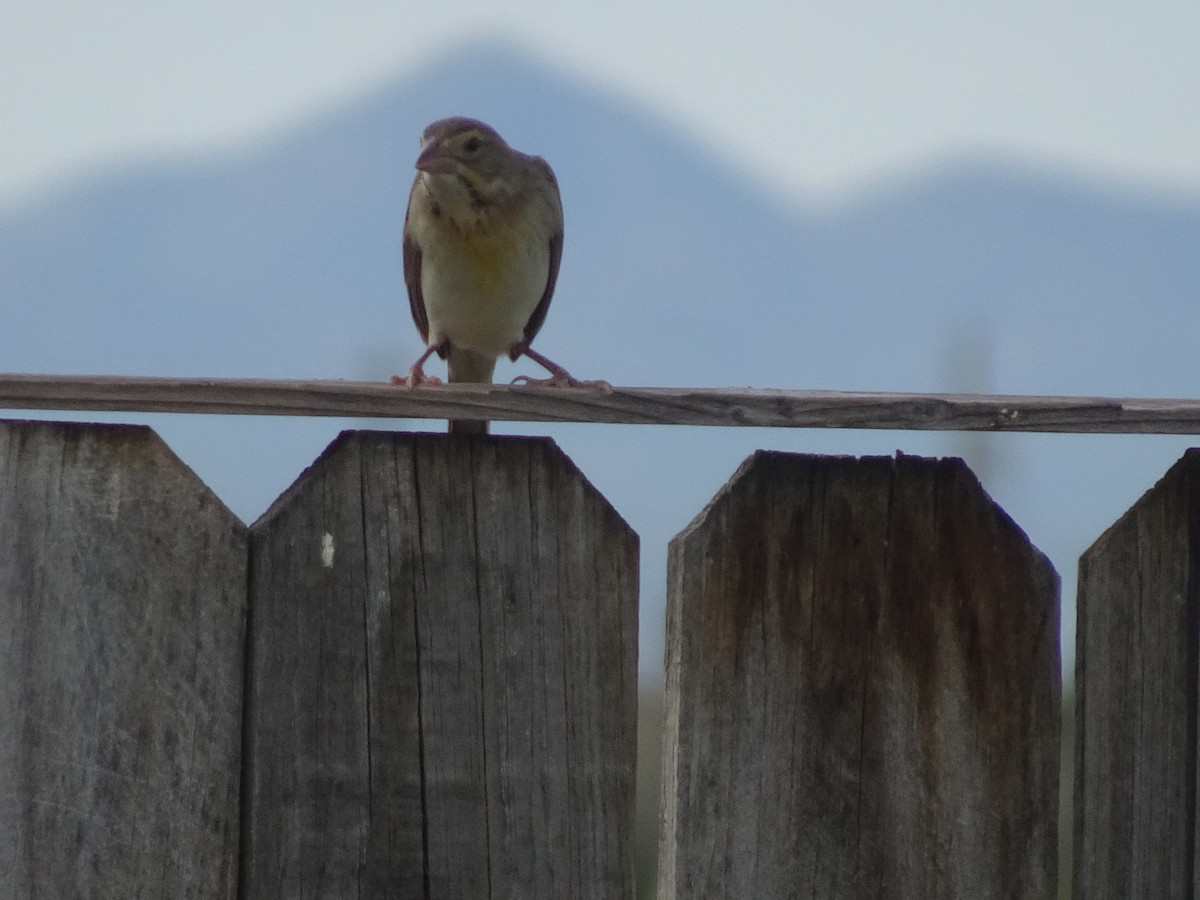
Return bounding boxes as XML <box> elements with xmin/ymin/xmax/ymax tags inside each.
<box><xmin>3</xmin><ymin>40</ymin><xmax>1199</xmax><ymax>673</ymax></box>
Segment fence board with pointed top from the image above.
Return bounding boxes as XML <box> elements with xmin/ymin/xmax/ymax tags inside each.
<box><xmin>241</xmin><ymin>432</ymin><xmax>639</xmax><ymax>899</ymax></box>
<box><xmin>1074</xmin><ymin>448</ymin><xmax>1200</xmax><ymax>900</ymax></box>
<box><xmin>0</xmin><ymin>420</ymin><xmax>247</xmax><ymax>899</ymax></box>
<box><xmin>657</xmin><ymin>451</ymin><xmax>1062</xmax><ymax>900</ymax></box>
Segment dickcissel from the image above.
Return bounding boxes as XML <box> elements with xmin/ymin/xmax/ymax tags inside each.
<box><xmin>398</xmin><ymin>116</ymin><xmax>581</xmax><ymax>434</ymax></box>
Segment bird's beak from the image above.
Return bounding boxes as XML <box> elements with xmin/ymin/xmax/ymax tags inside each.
<box><xmin>415</xmin><ymin>141</ymin><xmax>456</xmax><ymax>175</ymax></box>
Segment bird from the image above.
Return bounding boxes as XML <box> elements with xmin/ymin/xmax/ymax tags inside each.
<box><xmin>397</xmin><ymin>116</ymin><xmax>582</xmax><ymax>434</ymax></box>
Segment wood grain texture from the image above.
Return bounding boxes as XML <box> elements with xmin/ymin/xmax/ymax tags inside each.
<box><xmin>1074</xmin><ymin>449</ymin><xmax>1200</xmax><ymax>899</ymax></box>
<box><xmin>658</xmin><ymin>451</ymin><xmax>1060</xmax><ymax>900</ymax></box>
<box><xmin>242</xmin><ymin>431</ymin><xmax>638</xmax><ymax>898</ymax></box>
<box><xmin>0</xmin><ymin>420</ymin><xmax>247</xmax><ymax>899</ymax></box>
<box><xmin>5</xmin><ymin>372</ymin><xmax>1200</xmax><ymax>433</ymax></box>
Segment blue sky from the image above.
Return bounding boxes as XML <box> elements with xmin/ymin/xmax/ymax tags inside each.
<box><xmin>3</xmin><ymin>0</ymin><xmax>1198</xmax><ymax>211</ymax></box>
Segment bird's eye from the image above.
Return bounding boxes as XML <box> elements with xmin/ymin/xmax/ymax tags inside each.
<box><xmin>463</xmin><ymin>136</ymin><xmax>482</xmax><ymax>154</ymax></box>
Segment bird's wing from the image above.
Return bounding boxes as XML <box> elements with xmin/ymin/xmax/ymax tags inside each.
<box><xmin>520</xmin><ymin>227</ymin><xmax>562</xmax><ymax>350</ymax></box>
<box><xmin>517</xmin><ymin>156</ymin><xmax>563</xmax><ymax>352</ymax></box>
<box><xmin>402</xmin><ymin>226</ymin><xmax>430</xmax><ymax>346</ymax></box>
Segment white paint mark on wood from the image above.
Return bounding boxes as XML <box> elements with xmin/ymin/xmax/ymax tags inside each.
<box><xmin>105</xmin><ymin>469</ymin><xmax>122</xmax><ymax>520</ymax></box>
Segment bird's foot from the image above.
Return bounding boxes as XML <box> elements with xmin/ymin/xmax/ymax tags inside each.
<box><xmin>391</xmin><ymin>344</ymin><xmax>445</xmax><ymax>386</ymax></box>
<box><xmin>389</xmin><ymin>367</ymin><xmax>443</xmax><ymax>387</ymax></box>
<box><xmin>510</xmin><ymin>373</ymin><xmax>612</xmax><ymax>392</ymax></box>
<box><xmin>513</xmin><ymin>345</ymin><xmax>611</xmax><ymax>391</ymax></box>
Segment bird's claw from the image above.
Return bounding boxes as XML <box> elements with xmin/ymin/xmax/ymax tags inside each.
<box><xmin>511</xmin><ymin>373</ymin><xmax>572</xmax><ymax>388</ymax></box>
<box><xmin>389</xmin><ymin>369</ymin><xmax>443</xmax><ymax>387</ymax></box>
<box><xmin>510</xmin><ymin>374</ymin><xmax>613</xmax><ymax>393</ymax></box>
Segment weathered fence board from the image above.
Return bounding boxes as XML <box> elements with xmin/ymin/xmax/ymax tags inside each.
<box><xmin>0</xmin><ymin>420</ymin><xmax>247</xmax><ymax>899</ymax></box>
<box><xmin>241</xmin><ymin>431</ymin><xmax>638</xmax><ymax>898</ymax></box>
<box><xmin>1075</xmin><ymin>448</ymin><xmax>1200</xmax><ymax>899</ymax></box>
<box><xmin>657</xmin><ymin>451</ymin><xmax>1061</xmax><ymax>900</ymax></box>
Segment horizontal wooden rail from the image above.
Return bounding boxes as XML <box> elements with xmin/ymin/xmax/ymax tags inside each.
<box><xmin>3</xmin><ymin>372</ymin><xmax>1200</xmax><ymax>433</ymax></box>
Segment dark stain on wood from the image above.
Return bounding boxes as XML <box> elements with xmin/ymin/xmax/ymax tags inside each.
<box><xmin>661</xmin><ymin>449</ymin><xmax>1060</xmax><ymax>899</ymax></box>
<box><xmin>1075</xmin><ymin>447</ymin><xmax>1200</xmax><ymax>900</ymax></box>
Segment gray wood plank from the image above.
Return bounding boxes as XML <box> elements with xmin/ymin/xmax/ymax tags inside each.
<box><xmin>0</xmin><ymin>419</ymin><xmax>247</xmax><ymax>899</ymax></box>
<box><xmin>1075</xmin><ymin>448</ymin><xmax>1200</xmax><ymax>899</ymax></box>
<box><xmin>658</xmin><ymin>451</ymin><xmax>1060</xmax><ymax>900</ymax></box>
<box><xmin>13</xmin><ymin>373</ymin><xmax>1200</xmax><ymax>435</ymax></box>
<box><xmin>243</xmin><ymin>431</ymin><xmax>638</xmax><ymax>898</ymax></box>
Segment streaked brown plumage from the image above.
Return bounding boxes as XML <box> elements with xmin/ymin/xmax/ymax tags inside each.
<box><xmin>399</xmin><ymin>117</ymin><xmax>576</xmax><ymax>433</ymax></box>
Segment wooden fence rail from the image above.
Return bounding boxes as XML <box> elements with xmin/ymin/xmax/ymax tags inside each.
<box><xmin>8</xmin><ymin>372</ymin><xmax>1200</xmax><ymax>432</ymax></box>
<box><xmin>0</xmin><ymin>416</ymin><xmax>1196</xmax><ymax>898</ymax></box>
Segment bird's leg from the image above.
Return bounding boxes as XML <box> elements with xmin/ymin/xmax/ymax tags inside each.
<box><xmin>511</xmin><ymin>345</ymin><xmax>611</xmax><ymax>390</ymax></box>
<box><xmin>513</xmin><ymin>346</ymin><xmax>575</xmax><ymax>385</ymax></box>
<box><xmin>389</xmin><ymin>343</ymin><xmax>444</xmax><ymax>386</ymax></box>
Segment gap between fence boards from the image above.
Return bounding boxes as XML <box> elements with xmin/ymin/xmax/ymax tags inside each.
<box><xmin>2</xmin><ymin>372</ymin><xmax>1200</xmax><ymax>433</ymax></box>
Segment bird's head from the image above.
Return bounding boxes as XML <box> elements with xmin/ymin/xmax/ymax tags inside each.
<box><xmin>415</xmin><ymin>117</ymin><xmax>517</xmax><ymax>207</ymax></box>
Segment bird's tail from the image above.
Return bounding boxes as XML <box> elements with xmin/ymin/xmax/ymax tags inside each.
<box><xmin>447</xmin><ymin>346</ymin><xmax>496</xmax><ymax>435</ymax></box>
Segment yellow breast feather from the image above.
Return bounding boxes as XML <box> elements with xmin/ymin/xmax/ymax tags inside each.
<box><xmin>440</xmin><ymin>218</ymin><xmax>529</xmax><ymax>293</ymax></box>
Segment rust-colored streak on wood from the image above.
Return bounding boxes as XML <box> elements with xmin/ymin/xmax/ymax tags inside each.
<box><xmin>659</xmin><ymin>450</ymin><xmax>1060</xmax><ymax>900</ymax></box>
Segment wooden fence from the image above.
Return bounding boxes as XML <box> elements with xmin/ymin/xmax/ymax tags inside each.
<box><xmin>0</xmin><ymin>412</ymin><xmax>1195</xmax><ymax>898</ymax></box>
